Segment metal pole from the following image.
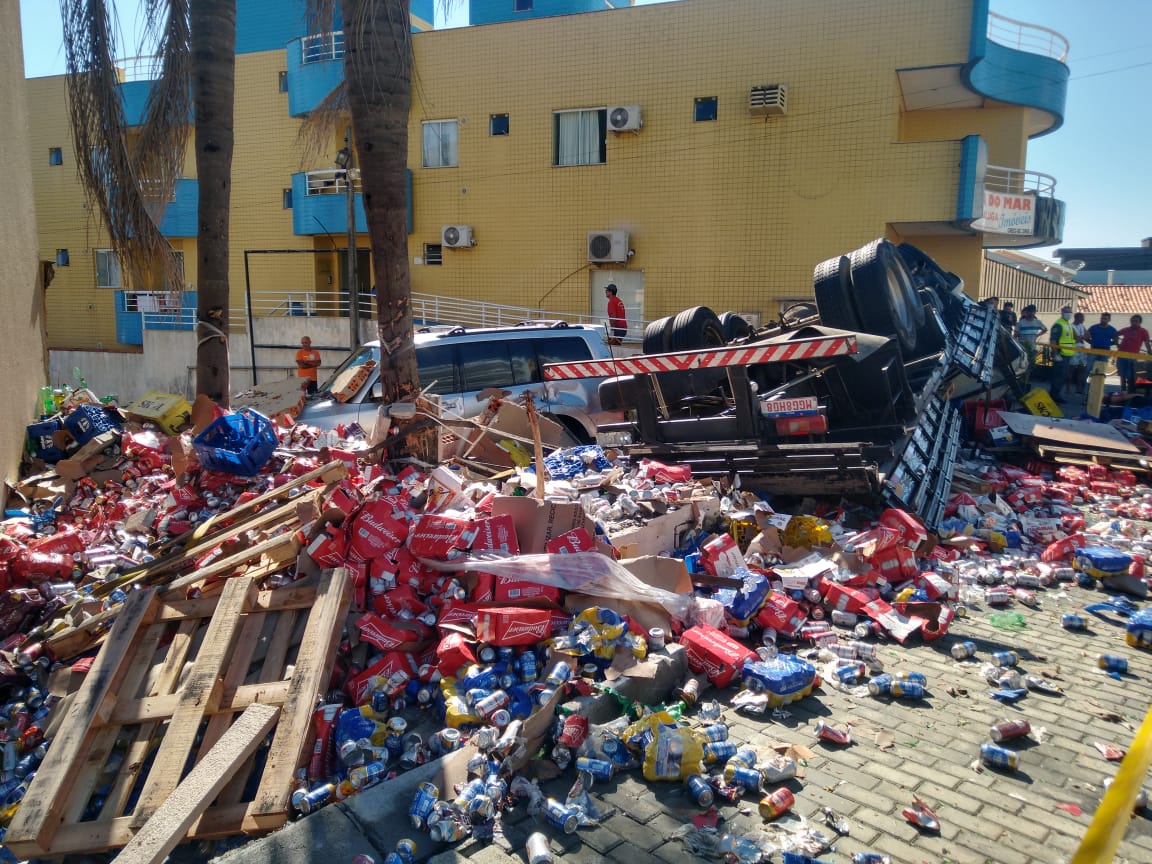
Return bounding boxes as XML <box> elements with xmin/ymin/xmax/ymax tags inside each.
<box><xmin>345</xmin><ymin>128</ymin><xmax>359</xmax><ymax>350</ymax></box>
<box><xmin>244</xmin><ymin>250</ymin><xmax>257</xmax><ymax>386</ymax></box>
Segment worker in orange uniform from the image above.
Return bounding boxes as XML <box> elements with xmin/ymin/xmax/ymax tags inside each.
<box><xmin>295</xmin><ymin>336</ymin><xmax>322</xmax><ymax>394</ymax></box>
<box><xmin>605</xmin><ymin>283</ymin><xmax>627</xmax><ymax>343</ymax></box>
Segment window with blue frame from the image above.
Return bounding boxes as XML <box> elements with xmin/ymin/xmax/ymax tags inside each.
<box><xmin>490</xmin><ymin>114</ymin><xmax>509</xmax><ymax>136</ymax></box>
<box><xmin>49</xmin><ymin>147</ymin><xmax>63</xmax><ymax>166</ymax></box>
<box><xmin>278</xmin><ymin>71</ymin><xmax>288</xmax><ymax>93</ymax></box>
<box><xmin>283</xmin><ymin>188</ymin><xmax>293</xmax><ymax>209</ymax></box>
<box><xmin>694</xmin><ymin>97</ymin><xmax>718</xmax><ymax>122</ymax></box>
<box><xmin>55</xmin><ymin>249</ymin><xmax>70</xmax><ymax>267</ymax></box>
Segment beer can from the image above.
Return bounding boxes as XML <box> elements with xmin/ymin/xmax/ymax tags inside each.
<box><xmin>985</xmin><ymin>588</ymin><xmax>1013</xmax><ymax>606</ymax></box>
<box><xmin>545</xmin><ymin>661</ymin><xmax>573</xmax><ymax>688</ymax></box>
<box><xmin>834</xmin><ymin>663</ymin><xmax>865</xmax><ymax>685</ymax></box>
<box><xmin>867</xmin><ymin>674</ymin><xmax>893</xmax><ymax>696</ymax></box>
<box><xmin>826</xmin><ymin>643</ymin><xmax>860</xmax><ymax>660</ymax></box>
<box><xmin>896</xmin><ymin>671</ymin><xmax>927</xmax><ymax>686</ymax></box>
<box><xmin>466</xmin><ymin>793</ymin><xmax>495</xmax><ymax>820</ymax></box>
<box><xmin>394</xmin><ymin>839</ymin><xmax>417</xmax><ymax>864</ymax></box>
<box><xmin>1098</xmin><ymin>654</ymin><xmax>1128</xmax><ymax>673</ymax></box>
<box><xmin>889</xmin><ymin>680</ymin><xmax>925</xmax><ymax>700</ymax></box>
<box><xmin>758</xmin><ymin>787</ymin><xmax>795</xmax><ymax>820</ymax></box>
<box><xmin>831</xmin><ymin>610</ymin><xmax>858</xmax><ymax>628</ymax></box>
<box><xmin>700</xmin><ymin>723</ymin><xmax>729</xmax><ymax>743</ymax></box>
<box><xmin>810</xmin><ymin>631</ymin><xmax>839</xmax><ymax>649</ymax></box>
<box><xmin>647</xmin><ymin>628</ymin><xmax>666</xmax><ymax>651</ymax></box>
<box><xmin>853</xmin><ymin>621</ymin><xmax>876</xmax><ymax>640</ymax></box>
<box><xmin>727</xmin><ymin>765</ymin><xmax>763</xmax><ymax>792</ymax></box>
<box><xmin>686</xmin><ymin>773</ymin><xmax>715</xmax><ymax>807</ymax></box>
<box><xmin>950</xmin><ymin>641</ymin><xmax>977</xmax><ymax>660</ymax></box>
<box><xmin>408</xmin><ymin>781</ymin><xmax>439</xmax><ymax>829</ymax></box>
<box><xmin>526</xmin><ymin>831</ymin><xmax>554</xmax><ymax>864</ymax></box>
<box><xmin>852</xmin><ymin>854</ymin><xmax>892</xmax><ymax>864</ymax></box>
<box><xmin>814</xmin><ymin>719</ymin><xmax>851</xmax><ymax>745</ymax></box>
<box><xmin>518</xmin><ymin>651</ymin><xmax>538</xmax><ymax>683</ymax></box>
<box><xmin>989</xmin><ymin>720</ymin><xmax>1031</xmax><ymax>743</ymax></box>
<box><xmin>544</xmin><ymin>797</ymin><xmax>578</xmax><ymax>833</ymax></box>
<box><xmin>474</xmin><ymin>690</ymin><xmax>510</xmax><ymax>720</ymax></box>
<box><xmin>728</xmin><ymin>747</ymin><xmax>758</xmax><ymax>769</ymax></box>
<box><xmin>454</xmin><ymin>777</ymin><xmax>485</xmax><ymax>808</ymax></box>
<box><xmin>349</xmin><ymin>760</ymin><xmax>388</xmax><ymax>791</ymax></box>
<box><xmin>430</xmin><ymin>818</ymin><xmax>468</xmax><ymax>842</ymax></box>
<box><xmin>991</xmin><ymin>651</ymin><xmax>1018</xmax><ymax>668</ymax></box>
<box><xmin>557</xmin><ymin>714</ymin><xmax>589</xmax><ymax>748</ymax></box>
<box><xmin>980</xmin><ymin>742</ymin><xmax>1019</xmax><ymax>771</ymax></box>
<box><xmin>703</xmin><ymin>741</ymin><xmax>738</xmax><ymax>764</ymax></box>
<box><xmin>850</xmin><ymin>641</ymin><xmax>879</xmax><ymax>663</ymax></box>
<box><xmin>760</xmin><ymin>755</ymin><xmax>798</xmax><ymax>784</ymax></box>
<box><xmin>295</xmin><ymin>783</ymin><xmax>334</xmax><ymax>815</ymax></box>
<box><xmin>1061</xmin><ymin>613</ymin><xmax>1086</xmax><ymax>630</ymax></box>
<box><xmin>437</xmin><ymin>728</ymin><xmax>462</xmax><ymax>753</ymax></box>
<box><xmin>489</xmin><ymin>709</ymin><xmax>512</xmax><ymax>729</ymax></box>
<box><xmin>574</xmin><ymin>756</ymin><xmax>615</xmax><ymax>782</ymax></box>
<box><xmin>675</xmin><ymin>674</ymin><xmax>702</xmax><ymax>706</ymax></box>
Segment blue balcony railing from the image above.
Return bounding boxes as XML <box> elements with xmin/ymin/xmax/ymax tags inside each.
<box><xmin>115</xmin><ymin>290</ymin><xmax>197</xmax><ymax>345</ymax></box>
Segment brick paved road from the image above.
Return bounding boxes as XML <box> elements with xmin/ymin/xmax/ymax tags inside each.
<box><xmin>430</xmin><ymin>578</ymin><xmax>1152</xmax><ymax>864</ymax></box>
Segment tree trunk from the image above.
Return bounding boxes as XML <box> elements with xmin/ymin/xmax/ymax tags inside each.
<box><xmin>192</xmin><ymin>0</ymin><xmax>237</xmax><ymax>405</ymax></box>
<box><xmin>342</xmin><ymin>0</ymin><xmax>419</xmax><ymax>405</ymax></box>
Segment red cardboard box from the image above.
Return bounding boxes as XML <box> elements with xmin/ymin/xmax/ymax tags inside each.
<box><xmin>355</xmin><ymin>612</ymin><xmax>429</xmax><ymax>652</ymax></box>
<box><xmin>474</xmin><ymin>607</ymin><xmax>552</xmax><ymax>646</ymax></box>
<box><xmin>306</xmin><ymin>524</ymin><xmax>348</xmax><ymax>568</ymax></box>
<box><xmin>822</xmin><ymin>582</ymin><xmax>876</xmax><ymax>615</ymax></box>
<box><xmin>679</xmin><ymin>624</ymin><xmax>756</xmax><ymax>688</ymax></box>
<box><xmin>877</xmin><ymin>508</ymin><xmax>927</xmax><ymax>551</ymax></box>
<box><xmin>545</xmin><ymin>527</ymin><xmax>597</xmax><ymax>554</ymax></box>
<box><xmin>371</xmin><ymin>583</ymin><xmax>428</xmax><ymax>619</ymax></box>
<box><xmin>493</xmin><ymin>576</ymin><xmax>561</xmax><ymax>604</ymax></box>
<box><xmin>470</xmin><ymin>514</ymin><xmax>519</xmax><ymax>555</ymax></box>
<box><xmin>347</xmin><ymin>498</ymin><xmax>409</xmax><ymax>561</ymax></box>
<box><xmin>346</xmin><ymin>650</ymin><xmax>416</xmax><ymax>703</ymax></box>
<box><xmin>438</xmin><ymin>602</ymin><xmax>480</xmax><ymax>634</ymax></box>
<box><xmin>700</xmin><ymin>533</ymin><xmax>747</xmax><ymax>579</ymax></box>
<box><xmin>436</xmin><ymin>632</ymin><xmax>477</xmax><ymax>678</ymax></box>
<box><xmin>409</xmin><ymin>514</ymin><xmax>477</xmax><ymax>559</ymax></box>
<box><xmin>754</xmin><ymin>591</ymin><xmax>806</xmax><ymax>637</ymax></box>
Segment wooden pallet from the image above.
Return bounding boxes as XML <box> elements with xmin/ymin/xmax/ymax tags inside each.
<box><xmin>5</xmin><ymin>568</ymin><xmax>351</xmax><ymax>859</ymax></box>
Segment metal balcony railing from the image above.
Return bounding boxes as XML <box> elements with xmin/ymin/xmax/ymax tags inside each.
<box><xmin>301</xmin><ymin>31</ymin><xmax>345</xmax><ymax>65</ymax></box>
<box><xmin>984</xmin><ymin>165</ymin><xmax>1057</xmax><ymax>198</ymax></box>
<box><xmin>116</xmin><ymin>55</ymin><xmax>163</xmax><ymax>83</ymax></box>
<box><xmin>987</xmin><ymin>11</ymin><xmax>1069</xmax><ymax>63</ymax></box>
<box><xmin>304</xmin><ymin>168</ymin><xmax>360</xmax><ymax>196</ymax></box>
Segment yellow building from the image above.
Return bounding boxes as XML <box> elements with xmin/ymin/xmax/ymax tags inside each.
<box><xmin>27</xmin><ymin>0</ymin><xmax>1068</xmax><ymax>360</ymax></box>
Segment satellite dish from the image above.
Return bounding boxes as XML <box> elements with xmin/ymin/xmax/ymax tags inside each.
<box><xmin>1064</xmin><ymin>260</ymin><xmax>1086</xmax><ymax>272</ymax></box>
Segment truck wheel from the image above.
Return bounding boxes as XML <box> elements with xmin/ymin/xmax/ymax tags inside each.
<box><xmin>719</xmin><ymin>312</ymin><xmax>753</xmax><ymax>342</ymax></box>
<box><xmin>849</xmin><ymin>239</ymin><xmax>919</xmax><ymax>354</ymax></box>
<box><xmin>670</xmin><ymin>306</ymin><xmax>725</xmax><ymax>351</ymax></box>
<box><xmin>814</xmin><ymin>255</ymin><xmax>860</xmax><ymax>332</ymax></box>
<box><xmin>642</xmin><ymin>316</ymin><xmax>673</xmax><ymax>354</ymax></box>
<box><xmin>916</xmin><ymin>304</ymin><xmax>948</xmax><ymax>355</ymax></box>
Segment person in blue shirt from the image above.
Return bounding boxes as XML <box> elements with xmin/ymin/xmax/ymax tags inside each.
<box><xmin>1088</xmin><ymin>313</ymin><xmax>1119</xmax><ymax>351</ymax></box>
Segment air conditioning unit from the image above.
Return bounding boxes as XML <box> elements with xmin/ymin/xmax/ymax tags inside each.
<box><xmin>749</xmin><ymin>83</ymin><xmax>788</xmax><ymax>116</ymax></box>
<box><xmin>441</xmin><ymin>225</ymin><xmax>474</xmax><ymax>248</ymax></box>
<box><xmin>587</xmin><ymin>231</ymin><xmax>629</xmax><ymax>264</ymax></box>
<box><xmin>607</xmin><ymin>105</ymin><xmax>642</xmax><ymax>132</ymax></box>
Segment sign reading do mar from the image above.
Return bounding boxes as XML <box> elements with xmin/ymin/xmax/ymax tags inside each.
<box><xmin>971</xmin><ymin>189</ymin><xmax>1036</xmax><ymax>236</ymax></box>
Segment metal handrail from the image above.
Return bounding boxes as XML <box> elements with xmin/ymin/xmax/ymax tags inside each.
<box><xmin>116</xmin><ymin>55</ymin><xmax>163</xmax><ymax>83</ymax></box>
<box><xmin>987</xmin><ymin>11</ymin><xmax>1069</xmax><ymax>63</ymax></box>
<box><xmin>304</xmin><ymin>168</ymin><xmax>361</xmax><ymax>196</ymax></box>
<box><xmin>301</xmin><ymin>31</ymin><xmax>345</xmax><ymax>64</ymax></box>
<box><xmin>984</xmin><ymin>165</ymin><xmax>1057</xmax><ymax>197</ymax></box>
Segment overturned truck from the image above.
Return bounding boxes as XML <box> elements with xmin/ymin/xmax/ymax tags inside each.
<box><xmin>544</xmin><ymin>239</ymin><xmax>1028</xmax><ymax>530</ymax></box>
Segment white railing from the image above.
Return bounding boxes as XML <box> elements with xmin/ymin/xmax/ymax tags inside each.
<box><xmin>301</xmin><ymin>31</ymin><xmax>345</xmax><ymax>64</ymax></box>
<box><xmin>984</xmin><ymin>165</ymin><xmax>1057</xmax><ymax>197</ymax></box>
<box><xmin>304</xmin><ymin>168</ymin><xmax>360</xmax><ymax>196</ymax></box>
<box><xmin>987</xmin><ymin>11</ymin><xmax>1069</xmax><ymax>63</ymax></box>
<box><xmin>116</xmin><ymin>55</ymin><xmax>163</xmax><ymax>83</ymax></box>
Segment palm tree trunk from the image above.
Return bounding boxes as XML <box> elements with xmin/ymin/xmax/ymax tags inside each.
<box><xmin>192</xmin><ymin>0</ymin><xmax>237</xmax><ymax>405</ymax></box>
<box><xmin>342</xmin><ymin>0</ymin><xmax>419</xmax><ymax>405</ymax></box>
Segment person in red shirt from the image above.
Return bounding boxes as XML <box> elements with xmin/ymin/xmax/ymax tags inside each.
<box><xmin>605</xmin><ymin>284</ymin><xmax>627</xmax><ymax>341</ymax></box>
<box><xmin>295</xmin><ymin>336</ymin><xmax>322</xmax><ymax>394</ymax></box>
<box><xmin>1117</xmin><ymin>315</ymin><xmax>1152</xmax><ymax>394</ymax></box>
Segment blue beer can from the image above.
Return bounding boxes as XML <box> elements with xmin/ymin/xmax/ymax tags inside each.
<box><xmin>867</xmin><ymin>674</ymin><xmax>893</xmax><ymax>696</ymax></box>
<box><xmin>728</xmin><ymin>766</ymin><xmax>763</xmax><ymax>791</ymax></box>
<box><xmin>574</xmin><ymin>756</ymin><xmax>615</xmax><ymax>782</ymax></box>
<box><xmin>408</xmin><ymin>781</ymin><xmax>439</xmax><ymax>828</ymax></box>
<box><xmin>686</xmin><ymin>774</ymin><xmax>714</xmax><ymax>807</ymax></box>
<box><xmin>545</xmin><ymin>661</ymin><xmax>573</xmax><ymax>688</ymax></box>
<box><xmin>889</xmin><ymin>680</ymin><xmax>925</xmax><ymax>700</ymax></box>
<box><xmin>1098</xmin><ymin>654</ymin><xmax>1128</xmax><ymax>673</ymax></box>
<box><xmin>702</xmin><ymin>741</ymin><xmax>738</xmax><ymax>764</ymax></box>
<box><xmin>700</xmin><ymin>723</ymin><xmax>729</xmax><ymax>742</ymax></box>
<box><xmin>979</xmin><ymin>742</ymin><xmax>1019</xmax><ymax>772</ymax></box>
<box><xmin>1062</xmin><ymin>613</ymin><xmax>1087</xmax><ymax>631</ymax></box>
<box><xmin>544</xmin><ymin>798</ymin><xmax>578</xmax><ymax>833</ymax></box>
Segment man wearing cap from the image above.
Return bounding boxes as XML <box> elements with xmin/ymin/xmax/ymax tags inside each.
<box><xmin>1048</xmin><ymin>306</ymin><xmax>1076</xmax><ymax>402</ymax></box>
<box><xmin>1015</xmin><ymin>305</ymin><xmax>1046</xmax><ymax>381</ymax></box>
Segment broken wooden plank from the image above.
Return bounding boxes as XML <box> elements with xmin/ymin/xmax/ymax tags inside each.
<box><xmin>130</xmin><ymin>577</ymin><xmax>255</xmax><ymax>826</ymax></box>
<box><xmin>5</xmin><ymin>587</ymin><xmax>157</xmax><ymax>857</ymax></box>
<box><xmin>159</xmin><ymin>532</ymin><xmax>301</xmax><ymax>598</ymax></box>
<box><xmin>111</xmin><ymin>703</ymin><xmax>280</xmax><ymax>864</ymax></box>
<box><xmin>250</xmin><ymin>568</ymin><xmax>351</xmax><ymax>820</ymax></box>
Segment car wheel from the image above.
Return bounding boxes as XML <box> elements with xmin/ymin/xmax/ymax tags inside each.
<box><xmin>669</xmin><ymin>306</ymin><xmax>725</xmax><ymax>352</ymax></box>
<box><xmin>849</xmin><ymin>239</ymin><xmax>919</xmax><ymax>353</ymax></box>
<box><xmin>814</xmin><ymin>254</ymin><xmax>860</xmax><ymax>332</ymax></box>
<box><xmin>719</xmin><ymin>311</ymin><xmax>754</xmax><ymax>342</ymax></box>
<box><xmin>643</xmin><ymin>316</ymin><xmax>673</xmax><ymax>354</ymax></box>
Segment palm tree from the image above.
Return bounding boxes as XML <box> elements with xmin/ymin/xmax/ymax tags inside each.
<box><xmin>61</xmin><ymin>0</ymin><xmax>235</xmax><ymax>405</ymax></box>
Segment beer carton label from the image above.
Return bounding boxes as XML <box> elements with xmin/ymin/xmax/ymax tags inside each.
<box><xmin>545</xmin><ymin>527</ymin><xmax>597</xmax><ymax>554</ymax></box>
<box><xmin>409</xmin><ymin>514</ymin><xmax>477</xmax><ymax>559</ymax></box>
<box><xmin>475</xmin><ymin>607</ymin><xmax>552</xmax><ymax>646</ymax></box>
<box><xmin>347</xmin><ymin>499</ymin><xmax>409</xmax><ymax>561</ymax></box>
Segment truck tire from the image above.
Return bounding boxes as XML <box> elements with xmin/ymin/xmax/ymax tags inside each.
<box><xmin>719</xmin><ymin>312</ymin><xmax>753</xmax><ymax>342</ymax></box>
<box><xmin>642</xmin><ymin>316</ymin><xmax>673</xmax><ymax>354</ymax></box>
<box><xmin>849</xmin><ymin>239</ymin><xmax>919</xmax><ymax>354</ymax></box>
<box><xmin>669</xmin><ymin>306</ymin><xmax>725</xmax><ymax>352</ymax></box>
<box><xmin>897</xmin><ymin>243</ymin><xmax>954</xmax><ymax>304</ymax></box>
<box><xmin>916</xmin><ymin>304</ymin><xmax>948</xmax><ymax>355</ymax></box>
<box><xmin>813</xmin><ymin>255</ymin><xmax>861</xmax><ymax>332</ymax></box>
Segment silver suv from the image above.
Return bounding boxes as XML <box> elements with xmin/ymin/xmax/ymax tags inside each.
<box><xmin>297</xmin><ymin>322</ymin><xmax>625</xmax><ymax>441</ymax></box>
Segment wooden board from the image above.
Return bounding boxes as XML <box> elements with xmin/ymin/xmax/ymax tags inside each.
<box><xmin>111</xmin><ymin>703</ymin><xmax>280</xmax><ymax>864</ymax></box>
<box><xmin>4</xmin><ymin>569</ymin><xmax>352</xmax><ymax>859</ymax></box>
<box><xmin>998</xmin><ymin>411</ymin><xmax>1140</xmax><ymax>454</ymax></box>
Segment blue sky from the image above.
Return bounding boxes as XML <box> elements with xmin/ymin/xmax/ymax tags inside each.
<box><xmin>20</xmin><ymin>0</ymin><xmax>1152</xmax><ymax>257</ymax></box>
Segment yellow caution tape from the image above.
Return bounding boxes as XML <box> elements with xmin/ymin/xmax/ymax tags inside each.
<box><xmin>1070</xmin><ymin>702</ymin><xmax>1152</xmax><ymax>863</ymax></box>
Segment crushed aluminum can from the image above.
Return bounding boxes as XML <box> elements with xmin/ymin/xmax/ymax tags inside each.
<box><xmin>760</xmin><ymin>755</ymin><xmax>797</xmax><ymax>784</ymax></box>
<box><xmin>814</xmin><ymin>719</ymin><xmax>852</xmax><ymax>745</ymax></box>
<box><xmin>902</xmin><ymin>796</ymin><xmax>940</xmax><ymax>831</ymax></box>
<box><xmin>822</xmin><ymin>805</ymin><xmax>850</xmax><ymax>835</ymax></box>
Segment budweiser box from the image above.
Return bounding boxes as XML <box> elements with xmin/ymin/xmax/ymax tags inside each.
<box><xmin>474</xmin><ymin>606</ymin><xmax>552</xmax><ymax>646</ymax></box>
<box><xmin>679</xmin><ymin>624</ymin><xmax>756</xmax><ymax>688</ymax></box>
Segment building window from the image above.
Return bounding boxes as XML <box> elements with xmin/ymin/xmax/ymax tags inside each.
<box><xmin>490</xmin><ymin>114</ymin><xmax>509</xmax><ymax>136</ymax></box>
<box><xmin>422</xmin><ymin>120</ymin><xmax>458</xmax><ymax>168</ymax></box>
<box><xmin>55</xmin><ymin>249</ymin><xmax>70</xmax><ymax>267</ymax></box>
<box><xmin>278</xmin><ymin>71</ymin><xmax>288</xmax><ymax>93</ymax></box>
<box><xmin>553</xmin><ymin>109</ymin><xmax>607</xmax><ymax>167</ymax></box>
<box><xmin>515</xmin><ymin>0</ymin><xmax>533</xmax><ymax>11</ymax></box>
<box><xmin>424</xmin><ymin>243</ymin><xmax>443</xmax><ymax>265</ymax></box>
<box><xmin>282</xmin><ymin>188</ymin><xmax>293</xmax><ymax>209</ymax></box>
<box><xmin>49</xmin><ymin>147</ymin><xmax>63</xmax><ymax>166</ymax></box>
<box><xmin>95</xmin><ymin>250</ymin><xmax>122</xmax><ymax>288</ymax></box>
<box><xmin>694</xmin><ymin>97</ymin><xmax>718</xmax><ymax>122</ymax></box>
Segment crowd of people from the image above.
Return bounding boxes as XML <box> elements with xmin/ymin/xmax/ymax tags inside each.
<box><xmin>983</xmin><ymin>297</ymin><xmax>1152</xmax><ymax>402</ymax></box>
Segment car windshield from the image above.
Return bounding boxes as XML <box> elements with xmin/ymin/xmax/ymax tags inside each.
<box><xmin>316</xmin><ymin>344</ymin><xmax>381</xmax><ymax>398</ymax></box>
